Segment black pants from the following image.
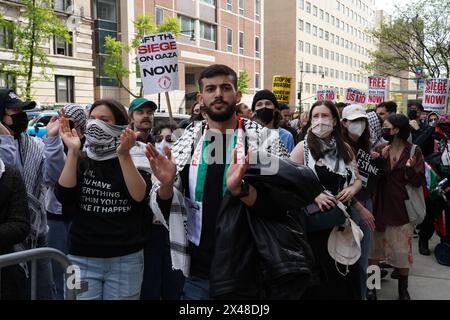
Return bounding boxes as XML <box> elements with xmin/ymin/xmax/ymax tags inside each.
<box><xmin>0</xmin><ymin>265</ymin><xmax>27</xmax><ymax>300</ymax></box>
<box><xmin>418</xmin><ymin>198</ymin><xmax>437</xmax><ymax>242</ymax></box>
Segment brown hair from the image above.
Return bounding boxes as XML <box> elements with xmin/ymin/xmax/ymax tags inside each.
<box><xmin>90</xmin><ymin>99</ymin><xmax>129</xmax><ymax>125</ymax></box>
<box><xmin>306</xmin><ymin>100</ymin><xmax>353</xmax><ymax>163</ymax></box>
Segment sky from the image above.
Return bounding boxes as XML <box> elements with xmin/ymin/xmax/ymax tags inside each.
<box><xmin>375</xmin><ymin>0</ymin><xmax>411</xmax><ymax>14</ymax></box>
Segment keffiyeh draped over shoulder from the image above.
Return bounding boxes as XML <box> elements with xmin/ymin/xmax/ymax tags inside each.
<box><xmin>150</xmin><ymin>118</ymin><xmax>289</xmax><ymax>276</ymax></box>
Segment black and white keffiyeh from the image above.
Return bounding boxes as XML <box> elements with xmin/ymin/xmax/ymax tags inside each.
<box><xmin>367</xmin><ymin>111</ymin><xmax>382</xmax><ymax>147</ymax></box>
<box><xmin>150</xmin><ymin>118</ymin><xmax>289</xmax><ymax>276</ymax></box>
<box><xmin>63</xmin><ymin>103</ymin><xmax>87</xmax><ymax>133</ymax></box>
<box><xmin>84</xmin><ymin>119</ymin><xmax>127</xmax><ymax>161</ymax></box>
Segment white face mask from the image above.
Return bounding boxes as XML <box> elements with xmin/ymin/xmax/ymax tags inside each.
<box><xmin>155</xmin><ymin>140</ymin><xmax>173</xmax><ymax>155</ymax></box>
<box><xmin>347</xmin><ymin>120</ymin><xmax>366</xmax><ymax>137</ymax></box>
<box><xmin>311</xmin><ymin>118</ymin><xmax>334</xmax><ymax>138</ymax></box>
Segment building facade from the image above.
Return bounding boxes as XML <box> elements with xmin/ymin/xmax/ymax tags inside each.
<box><xmin>264</xmin><ymin>0</ymin><xmax>377</xmax><ymax>111</ymax></box>
<box><xmin>0</xmin><ymin>0</ymin><xmax>94</xmax><ymax>107</ymax></box>
<box><xmin>94</xmin><ymin>0</ymin><xmax>263</xmax><ymax>112</ymax></box>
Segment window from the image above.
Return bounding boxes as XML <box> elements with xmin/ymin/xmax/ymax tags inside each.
<box><xmin>320</xmin><ymin>9</ymin><xmax>324</xmax><ymax>20</ymax></box>
<box><xmin>238</xmin><ymin>0</ymin><xmax>244</xmax><ymax>15</ymax></box>
<box><xmin>155</xmin><ymin>7</ymin><xmax>164</xmax><ymax>25</ymax></box>
<box><xmin>330</xmin><ymin>69</ymin><xmax>334</xmax><ymax>78</ymax></box>
<box><xmin>330</xmin><ymin>33</ymin><xmax>334</xmax><ymax>43</ymax></box>
<box><xmin>305</xmin><ymin>42</ymin><xmax>311</xmax><ymax>54</ymax></box>
<box><xmin>255</xmin><ymin>73</ymin><xmax>260</xmax><ymax>89</ymax></box>
<box><xmin>255</xmin><ymin>36</ymin><xmax>260</xmax><ymax>58</ymax></box>
<box><xmin>319</xmin><ymin>28</ymin><xmax>323</xmax><ymax>38</ymax></box>
<box><xmin>185</xmin><ymin>73</ymin><xmax>195</xmax><ymax>85</ymax></box>
<box><xmin>54</xmin><ymin>0</ymin><xmax>72</xmax><ymax>12</ymax></box>
<box><xmin>312</xmin><ymin>84</ymin><xmax>317</xmax><ymax>94</ymax></box>
<box><xmin>0</xmin><ymin>23</ymin><xmax>13</xmax><ymax>49</ymax></box>
<box><xmin>325</xmin><ymin>12</ymin><xmax>329</xmax><ymax>22</ymax></box>
<box><xmin>318</xmin><ymin>85</ymin><xmax>323</xmax><ymax>91</ymax></box>
<box><xmin>306</xmin><ymin>1</ymin><xmax>311</xmax><ymax>13</ymax></box>
<box><xmin>313</xmin><ymin>5</ymin><xmax>317</xmax><ymax>16</ymax></box>
<box><xmin>312</xmin><ymin>26</ymin><xmax>317</xmax><ymax>37</ymax></box>
<box><xmin>312</xmin><ymin>45</ymin><xmax>317</xmax><ymax>55</ymax></box>
<box><xmin>239</xmin><ymin>31</ymin><xmax>244</xmax><ymax>54</ymax></box>
<box><xmin>324</xmin><ymin>67</ymin><xmax>329</xmax><ymax>77</ymax></box>
<box><xmin>200</xmin><ymin>22</ymin><xmax>216</xmax><ymax>42</ymax></box>
<box><xmin>312</xmin><ymin>65</ymin><xmax>317</xmax><ymax>74</ymax></box>
<box><xmin>299</xmin><ymin>0</ymin><xmax>304</xmax><ymax>9</ymax></box>
<box><xmin>97</xmin><ymin>0</ymin><xmax>117</xmax><ymax>22</ymax></box>
<box><xmin>298</xmin><ymin>40</ymin><xmax>303</xmax><ymax>51</ymax></box>
<box><xmin>55</xmin><ymin>76</ymin><xmax>74</xmax><ymax>103</ymax></box>
<box><xmin>201</xmin><ymin>0</ymin><xmax>215</xmax><ymax>5</ymax></box>
<box><xmin>330</xmin><ymin>51</ymin><xmax>334</xmax><ymax>60</ymax></box>
<box><xmin>305</xmin><ymin>63</ymin><xmax>311</xmax><ymax>72</ymax></box>
<box><xmin>325</xmin><ymin>49</ymin><xmax>329</xmax><ymax>59</ymax></box>
<box><xmin>226</xmin><ymin>0</ymin><xmax>232</xmax><ymax>11</ymax></box>
<box><xmin>226</xmin><ymin>28</ymin><xmax>232</xmax><ymax>52</ymax></box>
<box><xmin>54</xmin><ymin>33</ymin><xmax>73</xmax><ymax>56</ymax></box>
<box><xmin>179</xmin><ymin>15</ymin><xmax>195</xmax><ymax>37</ymax></box>
<box><xmin>255</xmin><ymin>0</ymin><xmax>261</xmax><ymax>21</ymax></box>
<box><xmin>305</xmin><ymin>83</ymin><xmax>310</xmax><ymax>93</ymax></box>
<box><xmin>319</xmin><ymin>47</ymin><xmax>323</xmax><ymax>57</ymax></box>
<box><xmin>0</xmin><ymin>72</ymin><xmax>16</xmax><ymax>90</ymax></box>
<box><xmin>298</xmin><ymin>19</ymin><xmax>304</xmax><ymax>31</ymax></box>
<box><xmin>298</xmin><ymin>61</ymin><xmax>303</xmax><ymax>71</ymax></box>
<box><xmin>325</xmin><ymin>31</ymin><xmax>329</xmax><ymax>41</ymax></box>
<box><xmin>331</xmin><ymin>15</ymin><xmax>335</xmax><ymax>25</ymax></box>
<box><xmin>306</xmin><ymin>23</ymin><xmax>311</xmax><ymax>34</ymax></box>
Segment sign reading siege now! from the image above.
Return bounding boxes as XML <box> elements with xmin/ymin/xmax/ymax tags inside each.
<box><xmin>367</xmin><ymin>76</ymin><xmax>387</xmax><ymax>104</ymax></box>
<box><xmin>272</xmin><ymin>75</ymin><xmax>292</xmax><ymax>103</ymax></box>
<box><xmin>137</xmin><ymin>32</ymin><xmax>179</xmax><ymax>95</ymax></box>
<box><xmin>345</xmin><ymin>88</ymin><xmax>367</xmax><ymax>105</ymax></box>
<box><xmin>423</xmin><ymin>78</ymin><xmax>449</xmax><ymax>113</ymax></box>
<box><xmin>316</xmin><ymin>88</ymin><xmax>337</xmax><ymax>102</ymax></box>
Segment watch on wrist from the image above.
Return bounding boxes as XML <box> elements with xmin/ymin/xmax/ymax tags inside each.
<box><xmin>234</xmin><ymin>180</ymin><xmax>250</xmax><ymax>198</ymax></box>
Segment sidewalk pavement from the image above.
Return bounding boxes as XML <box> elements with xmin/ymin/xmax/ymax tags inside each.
<box><xmin>377</xmin><ymin>234</ymin><xmax>450</xmax><ymax>300</ymax></box>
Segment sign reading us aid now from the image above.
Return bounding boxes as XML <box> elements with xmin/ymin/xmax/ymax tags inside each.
<box><xmin>367</xmin><ymin>76</ymin><xmax>387</xmax><ymax>104</ymax></box>
<box><xmin>137</xmin><ymin>32</ymin><xmax>179</xmax><ymax>95</ymax></box>
<box><xmin>272</xmin><ymin>75</ymin><xmax>292</xmax><ymax>103</ymax></box>
<box><xmin>345</xmin><ymin>88</ymin><xmax>367</xmax><ymax>105</ymax></box>
<box><xmin>316</xmin><ymin>88</ymin><xmax>337</xmax><ymax>102</ymax></box>
<box><xmin>422</xmin><ymin>78</ymin><xmax>450</xmax><ymax>113</ymax></box>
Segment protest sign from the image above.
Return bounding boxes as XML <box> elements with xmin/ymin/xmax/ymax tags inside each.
<box><xmin>345</xmin><ymin>88</ymin><xmax>367</xmax><ymax>104</ymax></box>
<box><xmin>422</xmin><ymin>78</ymin><xmax>449</xmax><ymax>113</ymax></box>
<box><xmin>137</xmin><ymin>32</ymin><xmax>179</xmax><ymax>95</ymax></box>
<box><xmin>367</xmin><ymin>76</ymin><xmax>387</xmax><ymax>104</ymax></box>
<box><xmin>316</xmin><ymin>88</ymin><xmax>337</xmax><ymax>102</ymax></box>
<box><xmin>272</xmin><ymin>75</ymin><xmax>292</xmax><ymax>103</ymax></box>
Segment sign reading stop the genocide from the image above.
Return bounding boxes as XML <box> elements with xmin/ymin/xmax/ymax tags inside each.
<box><xmin>345</xmin><ymin>88</ymin><xmax>367</xmax><ymax>105</ymax></box>
<box><xmin>137</xmin><ymin>32</ymin><xmax>179</xmax><ymax>95</ymax></box>
<box><xmin>423</xmin><ymin>78</ymin><xmax>450</xmax><ymax>113</ymax></box>
<box><xmin>272</xmin><ymin>75</ymin><xmax>292</xmax><ymax>103</ymax></box>
<box><xmin>367</xmin><ymin>76</ymin><xmax>387</xmax><ymax>104</ymax></box>
<box><xmin>316</xmin><ymin>88</ymin><xmax>337</xmax><ymax>102</ymax></box>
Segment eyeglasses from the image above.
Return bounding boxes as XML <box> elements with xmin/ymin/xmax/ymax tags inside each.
<box><xmin>154</xmin><ymin>135</ymin><xmax>175</xmax><ymax>143</ymax></box>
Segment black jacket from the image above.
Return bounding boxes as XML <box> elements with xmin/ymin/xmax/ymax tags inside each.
<box><xmin>210</xmin><ymin>156</ymin><xmax>323</xmax><ymax>299</ymax></box>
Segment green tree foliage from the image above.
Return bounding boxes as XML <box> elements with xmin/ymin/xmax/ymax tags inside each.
<box><xmin>0</xmin><ymin>0</ymin><xmax>71</xmax><ymax>100</ymax></box>
<box><xmin>103</xmin><ymin>15</ymin><xmax>180</xmax><ymax>98</ymax></box>
<box><xmin>365</xmin><ymin>0</ymin><xmax>450</xmax><ymax>79</ymax></box>
<box><xmin>237</xmin><ymin>70</ymin><xmax>250</xmax><ymax>94</ymax></box>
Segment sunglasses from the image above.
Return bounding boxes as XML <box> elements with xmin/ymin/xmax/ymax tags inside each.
<box><xmin>154</xmin><ymin>135</ymin><xmax>174</xmax><ymax>143</ymax></box>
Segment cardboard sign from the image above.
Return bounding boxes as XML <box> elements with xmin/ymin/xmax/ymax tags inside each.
<box><xmin>316</xmin><ymin>88</ymin><xmax>337</xmax><ymax>102</ymax></box>
<box><xmin>367</xmin><ymin>76</ymin><xmax>387</xmax><ymax>104</ymax></box>
<box><xmin>272</xmin><ymin>75</ymin><xmax>292</xmax><ymax>103</ymax></box>
<box><xmin>137</xmin><ymin>32</ymin><xmax>179</xmax><ymax>95</ymax></box>
<box><xmin>423</xmin><ymin>78</ymin><xmax>449</xmax><ymax>113</ymax></box>
<box><xmin>356</xmin><ymin>148</ymin><xmax>383</xmax><ymax>193</ymax></box>
<box><xmin>345</xmin><ymin>88</ymin><xmax>367</xmax><ymax>104</ymax></box>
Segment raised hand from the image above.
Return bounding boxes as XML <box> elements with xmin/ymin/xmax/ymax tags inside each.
<box><xmin>226</xmin><ymin>148</ymin><xmax>249</xmax><ymax>196</ymax></box>
<box><xmin>117</xmin><ymin>128</ymin><xmax>140</xmax><ymax>156</ymax></box>
<box><xmin>59</xmin><ymin>115</ymin><xmax>80</xmax><ymax>151</ymax></box>
<box><xmin>46</xmin><ymin>116</ymin><xmax>60</xmax><ymax>137</ymax></box>
<box><xmin>145</xmin><ymin>143</ymin><xmax>177</xmax><ymax>187</ymax></box>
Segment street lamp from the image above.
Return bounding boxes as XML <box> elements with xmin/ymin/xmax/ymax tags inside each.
<box><xmin>297</xmin><ymin>67</ymin><xmax>325</xmax><ymax>113</ymax></box>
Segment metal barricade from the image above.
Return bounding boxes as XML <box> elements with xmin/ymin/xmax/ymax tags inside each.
<box><xmin>0</xmin><ymin>248</ymin><xmax>76</xmax><ymax>300</ymax></box>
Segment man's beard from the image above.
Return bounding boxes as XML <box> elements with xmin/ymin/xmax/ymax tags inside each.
<box><xmin>205</xmin><ymin>99</ymin><xmax>236</xmax><ymax>122</ymax></box>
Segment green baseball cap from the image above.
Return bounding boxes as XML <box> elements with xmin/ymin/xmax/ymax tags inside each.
<box><xmin>128</xmin><ymin>98</ymin><xmax>157</xmax><ymax>112</ymax></box>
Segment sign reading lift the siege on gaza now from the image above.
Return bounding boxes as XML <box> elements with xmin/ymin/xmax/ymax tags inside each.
<box><xmin>137</xmin><ymin>32</ymin><xmax>179</xmax><ymax>95</ymax></box>
<box><xmin>367</xmin><ymin>76</ymin><xmax>387</xmax><ymax>104</ymax></box>
<box><xmin>422</xmin><ymin>78</ymin><xmax>450</xmax><ymax>114</ymax></box>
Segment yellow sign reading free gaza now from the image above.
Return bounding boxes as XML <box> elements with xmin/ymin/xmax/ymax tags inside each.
<box><xmin>272</xmin><ymin>75</ymin><xmax>292</xmax><ymax>103</ymax></box>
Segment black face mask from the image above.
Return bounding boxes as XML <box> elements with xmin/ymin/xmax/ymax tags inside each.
<box><xmin>8</xmin><ymin>112</ymin><xmax>29</xmax><ymax>135</ymax></box>
<box><xmin>255</xmin><ymin>108</ymin><xmax>275</xmax><ymax>124</ymax></box>
<box><xmin>408</xmin><ymin>109</ymin><xmax>418</xmax><ymax>120</ymax></box>
<box><xmin>382</xmin><ymin>128</ymin><xmax>394</xmax><ymax>143</ymax></box>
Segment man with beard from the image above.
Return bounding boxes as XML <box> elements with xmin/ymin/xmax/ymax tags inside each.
<box><xmin>128</xmin><ymin>97</ymin><xmax>158</xmax><ymax>144</ymax></box>
<box><xmin>144</xmin><ymin>64</ymin><xmax>289</xmax><ymax>299</ymax></box>
<box><xmin>0</xmin><ymin>88</ymin><xmax>55</xmax><ymax>299</ymax></box>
